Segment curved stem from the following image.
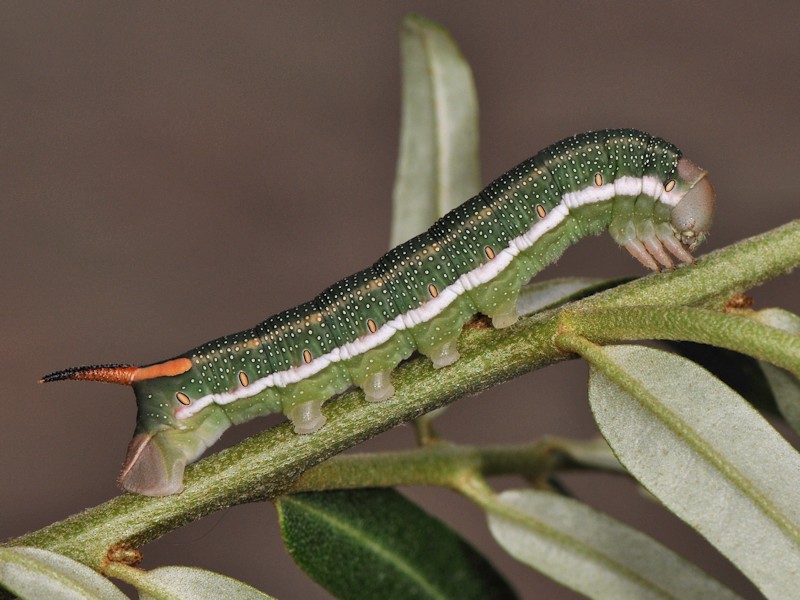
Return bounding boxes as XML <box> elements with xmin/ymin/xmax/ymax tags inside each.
<box><xmin>286</xmin><ymin>437</ymin><xmax>619</xmax><ymax>493</ymax></box>
<box><xmin>560</xmin><ymin>306</ymin><xmax>800</xmax><ymax>379</ymax></box>
<box><xmin>3</xmin><ymin>220</ymin><xmax>799</xmax><ymax>571</ymax></box>
<box><xmin>577</xmin><ymin>220</ymin><xmax>800</xmax><ymax>310</ymax></box>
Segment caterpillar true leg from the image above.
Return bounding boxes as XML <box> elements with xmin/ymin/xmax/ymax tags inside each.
<box><xmin>656</xmin><ymin>223</ymin><xmax>695</xmax><ymax>263</ymax></box>
<box><xmin>625</xmin><ymin>240</ymin><xmax>661</xmax><ymax>272</ymax></box>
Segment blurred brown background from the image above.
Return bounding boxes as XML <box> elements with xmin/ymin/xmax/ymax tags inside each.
<box><xmin>2</xmin><ymin>2</ymin><xmax>798</xmax><ymax>598</ymax></box>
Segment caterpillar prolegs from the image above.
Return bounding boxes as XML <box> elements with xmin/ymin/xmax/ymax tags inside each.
<box><xmin>42</xmin><ymin>129</ymin><xmax>715</xmax><ymax>496</ymax></box>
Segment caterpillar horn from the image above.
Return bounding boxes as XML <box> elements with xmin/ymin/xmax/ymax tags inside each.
<box><xmin>40</xmin><ymin>357</ymin><xmax>193</xmax><ymax>386</ymax></box>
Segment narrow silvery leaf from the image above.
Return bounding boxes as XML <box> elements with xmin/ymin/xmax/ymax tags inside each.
<box><xmin>588</xmin><ymin>345</ymin><xmax>800</xmax><ymax>599</ymax></box>
<box><xmin>761</xmin><ymin>363</ymin><xmax>800</xmax><ymax>435</ymax></box>
<box><xmin>556</xmin><ymin>436</ymin><xmax>625</xmax><ymax>473</ymax></box>
<box><xmin>752</xmin><ymin>307</ymin><xmax>800</xmax><ymax>335</ymax></box>
<box><xmin>750</xmin><ymin>308</ymin><xmax>800</xmax><ymax>432</ymax></box>
<box><xmin>487</xmin><ymin>489</ymin><xmax>742</xmax><ymax>600</ymax></box>
<box><xmin>390</xmin><ymin>14</ymin><xmax>480</xmax><ymax>246</ymax></box>
<box><xmin>0</xmin><ymin>547</ymin><xmax>127</xmax><ymax>600</ymax></box>
<box><xmin>516</xmin><ymin>277</ymin><xmax>624</xmax><ymax>316</ymax></box>
<box><xmin>661</xmin><ymin>341</ymin><xmax>781</xmax><ymax>416</ymax></box>
<box><xmin>131</xmin><ymin>566</ymin><xmax>274</xmax><ymax>600</ymax></box>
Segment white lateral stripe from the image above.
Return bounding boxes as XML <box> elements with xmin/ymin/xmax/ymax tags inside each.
<box><xmin>562</xmin><ymin>183</ymin><xmax>615</xmax><ymax>209</ymax></box>
<box><xmin>175</xmin><ymin>175</ymin><xmax>671</xmax><ymax>419</ymax></box>
<box><xmin>614</xmin><ymin>175</ymin><xmax>643</xmax><ymax>198</ymax></box>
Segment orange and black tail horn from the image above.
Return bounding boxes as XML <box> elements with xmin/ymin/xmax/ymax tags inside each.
<box><xmin>40</xmin><ymin>364</ymin><xmax>138</xmax><ymax>385</ymax></box>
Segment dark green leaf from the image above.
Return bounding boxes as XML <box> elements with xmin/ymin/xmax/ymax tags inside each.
<box><xmin>277</xmin><ymin>488</ymin><xmax>517</xmax><ymax>600</ymax></box>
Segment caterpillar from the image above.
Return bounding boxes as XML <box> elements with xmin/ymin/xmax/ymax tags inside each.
<box><xmin>42</xmin><ymin>129</ymin><xmax>715</xmax><ymax>496</ymax></box>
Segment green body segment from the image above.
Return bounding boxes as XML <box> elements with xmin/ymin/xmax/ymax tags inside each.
<box><xmin>53</xmin><ymin>128</ymin><xmax>715</xmax><ymax>495</ymax></box>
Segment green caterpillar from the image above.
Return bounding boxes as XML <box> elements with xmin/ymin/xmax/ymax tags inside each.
<box><xmin>43</xmin><ymin>129</ymin><xmax>715</xmax><ymax>496</ymax></box>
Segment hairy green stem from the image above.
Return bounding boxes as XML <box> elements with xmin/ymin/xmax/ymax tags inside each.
<box><xmin>285</xmin><ymin>437</ymin><xmax>615</xmax><ymax>493</ymax></box>
<box><xmin>7</xmin><ymin>317</ymin><xmax>563</xmax><ymax>569</ymax></box>
<box><xmin>4</xmin><ymin>220</ymin><xmax>799</xmax><ymax>572</ymax></box>
<box><xmin>578</xmin><ymin>220</ymin><xmax>799</xmax><ymax>310</ymax></box>
<box><xmin>561</xmin><ymin>306</ymin><xmax>800</xmax><ymax>378</ymax></box>
<box><xmin>412</xmin><ymin>413</ymin><xmax>441</xmax><ymax>446</ymax></box>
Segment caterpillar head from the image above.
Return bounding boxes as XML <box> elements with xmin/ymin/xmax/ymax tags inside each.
<box><xmin>670</xmin><ymin>157</ymin><xmax>715</xmax><ymax>250</ymax></box>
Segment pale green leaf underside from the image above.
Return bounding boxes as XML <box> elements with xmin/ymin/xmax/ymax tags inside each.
<box><xmin>752</xmin><ymin>308</ymin><xmax>800</xmax><ymax>434</ymax></box>
<box><xmin>130</xmin><ymin>565</ymin><xmax>275</xmax><ymax>600</ymax></box>
<box><xmin>761</xmin><ymin>362</ymin><xmax>800</xmax><ymax>435</ymax></box>
<box><xmin>516</xmin><ymin>277</ymin><xmax>608</xmax><ymax>316</ymax></box>
<box><xmin>0</xmin><ymin>547</ymin><xmax>127</xmax><ymax>600</ymax></box>
<box><xmin>588</xmin><ymin>345</ymin><xmax>800</xmax><ymax>599</ymax></box>
<box><xmin>752</xmin><ymin>307</ymin><xmax>800</xmax><ymax>335</ymax></box>
<box><xmin>554</xmin><ymin>436</ymin><xmax>626</xmax><ymax>473</ymax></box>
<box><xmin>487</xmin><ymin>489</ymin><xmax>741</xmax><ymax>600</ymax></box>
<box><xmin>390</xmin><ymin>14</ymin><xmax>480</xmax><ymax>246</ymax></box>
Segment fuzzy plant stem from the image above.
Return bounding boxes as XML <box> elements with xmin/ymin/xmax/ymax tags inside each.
<box><xmin>4</xmin><ymin>220</ymin><xmax>799</xmax><ymax>572</ymax></box>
